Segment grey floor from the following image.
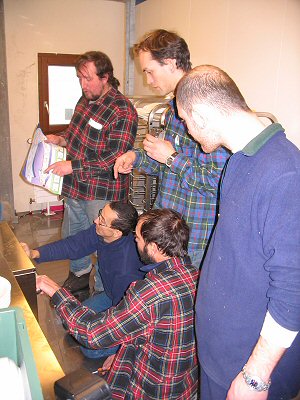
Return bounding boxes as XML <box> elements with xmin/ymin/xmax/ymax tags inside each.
<box><xmin>13</xmin><ymin>211</ymin><xmax>105</xmax><ymax>376</ymax></box>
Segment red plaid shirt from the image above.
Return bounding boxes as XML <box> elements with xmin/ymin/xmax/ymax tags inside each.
<box><xmin>52</xmin><ymin>257</ymin><xmax>199</xmax><ymax>399</ymax></box>
<box><xmin>62</xmin><ymin>87</ymin><xmax>137</xmax><ymax>200</ymax></box>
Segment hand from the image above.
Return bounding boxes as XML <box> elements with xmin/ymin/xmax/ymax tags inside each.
<box><xmin>45</xmin><ymin>134</ymin><xmax>67</xmax><ymax>147</ymax></box>
<box><xmin>102</xmin><ymin>354</ymin><xmax>115</xmax><ymax>371</ymax></box>
<box><xmin>143</xmin><ymin>134</ymin><xmax>175</xmax><ymax>163</ymax></box>
<box><xmin>36</xmin><ymin>275</ymin><xmax>61</xmax><ymax>298</ymax></box>
<box><xmin>45</xmin><ymin>160</ymin><xmax>73</xmax><ymax>176</ymax></box>
<box><xmin>20</xmin><ymin>242</ymin><xmax>30</xmax><ymax>257</ymax></box>
<box><xmin>114</xmin><ymin>151</ymin><xmax>136</xmax><ymax>179</ymax></box>
<box><xmin>226</xmin><ymin>371</ymin><xmax>268</xmax><ymax>400</ymax></box>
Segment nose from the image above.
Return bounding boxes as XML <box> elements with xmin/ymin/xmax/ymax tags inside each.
<box><xmin>81</xmin><ymin>78</ymin><xmax>88</xmax><ymax>91</ymax></box>
<box><xmin>146</xmin><ymin>74</ymin><xmax>153</xmax><ymax>85</ymax></box>
<box><xmin>94</xmin><ymin>216</ymin><xmax>99</xmax><ymax>225</ymax></box>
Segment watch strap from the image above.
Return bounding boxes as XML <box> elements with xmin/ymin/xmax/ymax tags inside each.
<box><xmin>242</xmin><ymin>364</ymin><xmax>271</xmax><ymax>392</ymax></box>
<box><xmin>165</xmin><ymin>151</ymin><xmax>179</xmax><ymax>167</ymax></box>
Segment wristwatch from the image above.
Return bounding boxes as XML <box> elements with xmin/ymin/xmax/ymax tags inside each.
<box><xmin>165</xmin><ymin>151</ymin><xmax>179</xmax><ymax>168</ymax></box>
<box><xmin>242</xmin><ymin>364</ymin><xmax>271</xmax><ymax>392</ymax></box>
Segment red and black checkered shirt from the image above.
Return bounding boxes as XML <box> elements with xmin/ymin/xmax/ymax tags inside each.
<box><xmin>61</xmin><ymin>87</ymin><xmax>137</xmax><ymax>201</ymax></box>
<box><xmin>52</xmin><ymin>257</ymin><xmax>199</xmax><ymax>399</ymax></box>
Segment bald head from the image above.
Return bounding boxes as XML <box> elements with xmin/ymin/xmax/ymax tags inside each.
<box><xmin>176</xmin><ymin>65</ymin><xmax>251</xmax><ymax>116</ymax></box>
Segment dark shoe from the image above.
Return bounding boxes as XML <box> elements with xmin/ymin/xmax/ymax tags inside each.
<box><xmin>63</xmin><ymin>271</ymin><xmax>90</xmax><ymax>293</ymax></box>
<box><xmin>73</xmin><ymin>288</ymin><xmax>90</xmax><ymax>303</ymax></box>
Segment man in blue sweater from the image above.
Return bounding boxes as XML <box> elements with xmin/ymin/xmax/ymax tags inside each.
<box><xmin>22</xmin><ymin>201</ymin><xmax>144</xmax><ymax>358</ymax></box>
<box><xmin>176</xmin><ymin>66</ymin><xmax>300</xmax><ymax>400</ymax></box>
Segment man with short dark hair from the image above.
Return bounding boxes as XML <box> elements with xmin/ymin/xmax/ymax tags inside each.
<box><xmin>176</xmin><ymin>65</ymin><xmax>300</xmax><ymax>400</ymax></box>
<box><xmin>36</xmin><ymin>208</ymin><xmax>199</xmax><ymax>399</ymax></box>
<box><xmin>45</xmin><ymin>51</ymin><xmax>138</xmax><ymax>294</ymax></box>
<box><xmin>21</xmin><ymin>201</ymin><xmax>144</xmax><ymax>358</ymax></box>
<box><xmin>114</xmin><ymin>29</ymin><xmax>230</xmax><ymax>268</ymax></box>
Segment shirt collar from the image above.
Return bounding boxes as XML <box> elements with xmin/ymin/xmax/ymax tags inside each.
<box><xmin>242</xmin><ymin>123</ymin><xmax>284</xmax><ymax>156</ymax></box>
<box><xmin>140</xmin><ymin>261</ymin><xmax>164</xmax><ymax>272</ymax></box>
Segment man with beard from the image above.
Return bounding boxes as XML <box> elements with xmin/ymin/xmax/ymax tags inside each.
<box><xmin>37</xmin><ymin>208</ymin><xmax>199</xmax><ymax>399</ymax></box>
<box><xmin>45</xmin><ymin>51</ymin><xmax>138</xmax><ymax>297</ymax></box>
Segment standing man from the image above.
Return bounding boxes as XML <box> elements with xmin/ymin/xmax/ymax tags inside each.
<box><xmin>114</xmin><ymin>29</ymin><xmax>230</xmax><ymax>268</ymax></box>
<box><xmin>36</xmin><ymin>208</ymin><xmax>199</xmax><ymax>399</ymax></box>
<box><xmin>176</xmin><ymin>65</ymin><xmax>300</xmax><ymax>400</ymax></box>
<box><xmin>46</xmin><ymin>51</ymin><xmax>138</xmax><ymax>294</ymax></box>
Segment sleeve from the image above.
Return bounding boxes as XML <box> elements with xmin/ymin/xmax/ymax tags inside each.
<box><xmin>262</xmin><ymin>171</ymin><xmax>300</xmax><ymax>331</ymax></box>
<box><xmin>37</xmin><ymin>225</ymin><xmax>99</xmax><ymax>263</ymax></box>
<box><xmin>260</xmin><ymin>311</ymin><xmax>298</xmax><ymax>348</ymax></box>
<box><xmin>133</xmin><ymin>148</ymin><xmax>160</xmax><ymax>176</ymax></box>
<box><xmin>51</xmin><ymin>282</ymin><xmax>151</xmax><ymax>350</ymax></box>
<box><xmin>71</xmin><ymin>108</ymin><xmax>138</xmax><ymax>180</ymax></box>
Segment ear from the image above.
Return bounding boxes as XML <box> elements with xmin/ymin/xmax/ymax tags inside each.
<box><xmin>100</xmin><ymin>73</ymin><xmax>109</xmax><ymax>84</ymax></box>
<box><xmin>164</xmin><ymin>58</ymin><xmax>177</xmax><ymax>73</ymax></box>
<box><xmin>113</xmin><ymin>229</ymin><xmax>122</xmax><ymax>240</ymax></box>
<box><xmin>192</xmin><ymin>104</ymin><xmax>207</xmax><ymax>130</ymax></box>
<box><xmin>148</xmin><ymin>241</ymin><xmax>159</xmax><ymax>256</ymax></box>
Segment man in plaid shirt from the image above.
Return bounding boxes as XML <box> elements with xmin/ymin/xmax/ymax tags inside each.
<box><xmin>114</xmin><ymin>30</ymin><xmax>230</xmax><ymax>268</ymax></box>
<box><xmin>37</xmin><ymin>208</ymin><xmax>199</xmax><ymax>399</ymax></box>
<box><xmin>45</xmin><ymin>51</ymin><xmax>138</xmax><ymax>295</ymax></box>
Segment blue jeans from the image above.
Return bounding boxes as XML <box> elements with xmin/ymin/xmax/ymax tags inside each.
<box><xmin>80</xmin><ymin>292</ymin><xmax>120</xmax><ymax>358</ymax></box>
<box><xmin>62</xmin><ymin>197</ymin><xmax>106</xmax><ymax>291</ymax></box>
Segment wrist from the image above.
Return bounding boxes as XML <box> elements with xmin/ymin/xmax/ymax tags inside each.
<box><xmin>165</xmin><ymin>151</ymin><xmax>179</xmax><ymax>167</ymax></box>
<box><xmin>242</xmin><ymin>364</ymin><xmax>271</xmax><ymax>392</ymax></box>
<box><xmin>30</xmin><ymin>249</ymin><xmax>40</xmax><ymax>259</ymax></box>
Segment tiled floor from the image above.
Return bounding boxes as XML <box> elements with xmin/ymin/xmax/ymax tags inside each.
<box><xmin>13</xmin><ymin>211</ymin><xmax>105</xmax><ymax>376</ymax></box>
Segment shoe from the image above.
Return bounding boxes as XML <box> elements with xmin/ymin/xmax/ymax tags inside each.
<box><xmin>73</xmin><ymin>288</ymin><xmax>90</xmax><ymax>303</ymax></box>
<box><xmin>63</xmin><ymin>271</ymin><xmax>90</xmax><ymax>293</ymax></box>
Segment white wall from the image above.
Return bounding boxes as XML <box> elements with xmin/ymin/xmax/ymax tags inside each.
<box><xmin>134</xmin><ymin>0</ymin><xmax>300</xmax><ymax>149</ymax></box>
<box><xmin>4</xmin><ymin>0</ymin><xmax>126</xmax><ymax>212</ymax></box>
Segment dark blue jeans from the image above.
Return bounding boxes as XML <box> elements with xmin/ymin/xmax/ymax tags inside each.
<box><xmin>80</xmin><ymin>292</ymin><xmax>120</xmax><ymax>358</ymax></box>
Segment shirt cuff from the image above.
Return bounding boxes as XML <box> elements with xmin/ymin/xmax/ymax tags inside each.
<box><xmin>133</xmin><ymin>149</ymin><xmax>144</xmax><ymax>168</ymax></box>
<box><xmin>51</xmin><ymin>287</ymin><xmax>74</xmax><ymax>308</ymax></box>
<box><xmin>260</xmin><ymin>311</ymin><xmax>299</xmax><ymax>348</ymax></box>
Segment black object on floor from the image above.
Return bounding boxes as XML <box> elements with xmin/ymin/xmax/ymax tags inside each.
<box><xmin>63</xmin><ymin>271</ymin><xmax>91</xmax><ymax>293</ymax></box>
<box><xmin>54</xmin><ymin>368</ymin><xmax>111</xmax><ymax>400</ymax></box>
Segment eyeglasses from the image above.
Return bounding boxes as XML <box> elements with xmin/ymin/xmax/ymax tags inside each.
<box><xmin>96</xmin><ymin>209</ymin><xmax>112</xmax><ymax>228</ymax></box>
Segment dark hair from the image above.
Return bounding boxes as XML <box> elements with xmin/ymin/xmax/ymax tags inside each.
<box><xmin>109</xmin><ymin>201</ymin><xmax>138</xmax><ymax>236</ymax></box>
<box><xmin>176</xmin><ymin>65</ymin><xmax>251</xmax><ymax>116</ymax></box>
<box><xmin>76</xmin><ymin>51</ymin><xmax>120</xmax><ymax>89</ymax></box>
<box><xmin>134</xmin><ymin>29</ymin><xmax>191</xmax><ymax>72</ymax></box>
<box><xmin>138</xmin><ymin>209</ymin><xmax>189</xmax><ymax>257</ymax></box>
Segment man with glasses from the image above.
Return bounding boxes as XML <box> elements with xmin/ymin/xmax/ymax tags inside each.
<box><xmin>21</xmin><ymin>201</ymin><xmax>144</xmax><ymax>359</ymax></box>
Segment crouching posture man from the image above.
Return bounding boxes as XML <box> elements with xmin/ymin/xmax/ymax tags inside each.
<box><xmin>22</xmin><ymin>201</ymin><xmax>144</xmax><ymax>359</ymax></box>
<box><xmin>37</xmin><ymin>209</ymin><xmax>199</xmax><ymax>399</ymax></box>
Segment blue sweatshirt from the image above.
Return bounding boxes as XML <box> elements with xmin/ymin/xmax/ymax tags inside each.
<box><xmin>196</xmin><ymin>124</ymin><xmax>300</xmax><ymax>393</ymax></box>
<box><xmin>36</xmin><ymin>226</ymin><xmax>144</xmax><ymax>305</ymax></box>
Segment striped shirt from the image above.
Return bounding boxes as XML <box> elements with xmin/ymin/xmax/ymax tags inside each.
<box><xmin>51</xmin><ymin>257</ymin><xmax>199</xmax><ymax>399</ymax></box>
<box><xmin>62</xmin><ymin>87</ymin><xmax>137</xmax><ymax>201</ymax></box>
<box><xmin>134</xmin><ymin>99</ymin><xmax>230</xmax><ymax>256</ymax></box>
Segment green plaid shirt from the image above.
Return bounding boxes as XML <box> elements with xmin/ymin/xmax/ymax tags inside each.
<box><xmin>134</xmin><ymin>99</ymin><xmax>230</xmax><ymax>257</ymax></box>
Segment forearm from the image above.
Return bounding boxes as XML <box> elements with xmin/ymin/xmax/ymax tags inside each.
<box><xmin>227</xmin><ymin>336</ymin><xmax>286</xmax><ymax>400</ymax></box>
<box><xmin>245</xmin><ymin>336</ymin><xmax>286</xmax><ymax>383</ymax></box>
<box><xmin>133</xmin><ymin>148</ymin><xmax>160</xmax><ymax>175</ymax></box>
